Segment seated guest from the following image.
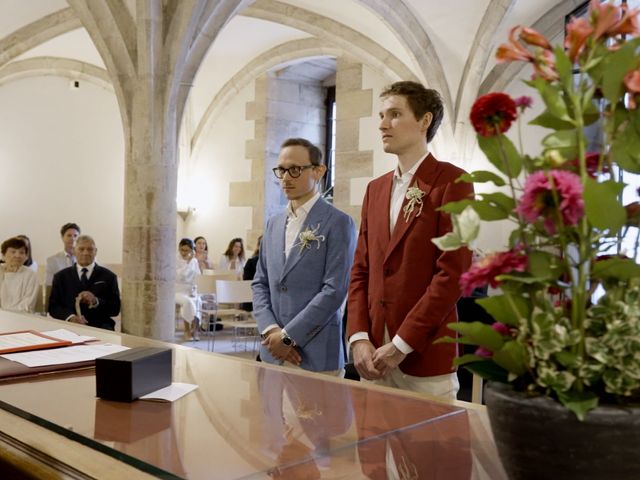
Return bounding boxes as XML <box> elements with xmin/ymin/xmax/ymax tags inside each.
<box><xmin>175</xmin><ymin>238</ymin><xmax>201</xmax><ymax>341</ymax></box>
<box><xmin>0</xmin><ymin>237</ymin><xmax>39</xmax><ymax>313</ymax></box>
<box><xmin>219</xmin><ymin>237</ymin><xmax>246</xmax><ymax>278</ymax></box>
<box><xmin>17</xmin><ymin>235</ymin><xmax>38</xmax><ymax>272</ymax></box>
<box><xmin>45</xmin><ymin>222</ymin><xmax>80</xmax><ymax>286</ymax></box>
<box><xmin>48</xmin><ymin>235</ymin><xmax>120</xmax><ymax>331</ymax></box>
<box><xmin>194</xmin><ymin>236</ymin><xmax>213</xmax><ymax>272</ymax></box>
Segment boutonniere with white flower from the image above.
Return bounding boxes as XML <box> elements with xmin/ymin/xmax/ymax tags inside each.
<box><xmin>402</xmin><ymin>186</ymin><xmax>426</xmax><ymax>222</ymax></box>
<box><xmin>293</xmin><ymin>224</ymin><xmax>325</xmax><ymax>253</ymax></box>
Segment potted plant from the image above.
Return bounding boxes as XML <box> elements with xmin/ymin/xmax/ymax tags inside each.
<box><xmin>432</xmin><ymin>1</ymin><xmax>640</xmax><ymax>478</ymax></box>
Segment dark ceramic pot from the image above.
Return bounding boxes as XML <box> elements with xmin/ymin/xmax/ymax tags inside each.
<box><xmin>484</xmin><ymin>382</ymin><xmax>640</xmax><ymax>480</ymax></box>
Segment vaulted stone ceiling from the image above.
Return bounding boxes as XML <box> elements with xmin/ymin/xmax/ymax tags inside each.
<box><xmin>1</xmin><ymin>0</ymin><xmax>578</xmax><ymax>146</ymax></box>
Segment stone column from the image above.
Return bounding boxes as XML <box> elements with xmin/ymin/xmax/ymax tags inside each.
<box><xmin>68</xmin><ymin>0</ymin><xmax>251</xmax><ymax>340</ymax></box>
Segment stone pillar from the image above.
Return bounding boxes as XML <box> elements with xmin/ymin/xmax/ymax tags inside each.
<box><xmin>334</xmin><ymin>58</ymin><xmax>373</xmax><ymax>222</ymax></box>
<box><xmin>69</xmin><ymin>0</ymin><xmax>250</xmax><ymax>340</ymax></box>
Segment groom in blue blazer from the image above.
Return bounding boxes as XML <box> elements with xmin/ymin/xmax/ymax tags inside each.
<box><xmin>253</xmin><ymin>138</ymin><xmax>356</xmax><ymax>374</ymax></box>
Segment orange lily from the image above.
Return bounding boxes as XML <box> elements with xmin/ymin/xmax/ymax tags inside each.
<box><xmin>590</xmin><ymin>0</ymin><xmax>623</xmax><ymax>40</ymax></box>
<box><xmin>565</xmin><ymin>17</ymin><xmax>594</xmax><ymax>63</ymax></box>
<box><xmin>496</xmin><ymin>26</ymin><xmax>534</xmax><ymax>63</ymax></box>
<box><xmin>519</xmin><ymin>26</ymin><xmax>552</xmax><ymax>50</ymax></box>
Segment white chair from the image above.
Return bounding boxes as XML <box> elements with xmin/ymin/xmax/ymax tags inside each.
<box><xmin>215</xmin><ymin>280</ymin><xmax>257</xmax><ymax>352</ymax></box>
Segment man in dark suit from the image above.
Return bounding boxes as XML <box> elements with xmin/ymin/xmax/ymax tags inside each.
<box><xmin>49</xmin><ymin>235</ymin><xmax>120</xmax><ymax>331</ymax></box>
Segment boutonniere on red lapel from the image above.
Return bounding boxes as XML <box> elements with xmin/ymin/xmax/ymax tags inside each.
<box><xmin>293</xmin><ymin>224</ymin><xmax>325</xmax><ymax>253</ymax></box>
<box><xmin>402</xmin><ymin>186</ymin><xmax>426</xmax><ymax>222</ymax></box>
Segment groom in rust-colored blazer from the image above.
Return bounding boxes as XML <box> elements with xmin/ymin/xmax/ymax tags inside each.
<box><xmin>348</xmin><ymin>81</ymin><xmax>473</xmax><ymax>398</ymax></box>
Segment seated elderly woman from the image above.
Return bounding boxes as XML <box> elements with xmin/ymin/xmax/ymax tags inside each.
<box><xmin>175</xmin><ymin>238</ymin><xmax>201</xmax><ymax>341</ymax></box>
<box><xmin>0</xmin><ymin>237</ymin><xmax>39</xmax><ymax>313</ymax></box>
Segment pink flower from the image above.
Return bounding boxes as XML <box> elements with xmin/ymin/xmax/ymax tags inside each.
<box><xmin>565</xmin><ymin>152</ymin><xmax>609</xmax><ymax>178</ymax></box>
<box><xmin>474</xmin><ymin>347</ymin><xmax>493</xmax><ymax>358</ymax></box>
<box><xmin>491</xmin><ymin>322</ymin><xmax>510</xmax><ymax>336</ymax></box>
<box><xmin>514</xmin><ymin>96</ymin><xmax>533</xmax><ymax>110</ymax></box>
<box><xmin>460</xmin><ymin>249</ymin><xmax>528</xmax><ymax>296</ymax></box>
<box><xmin>564</xmin><ymin>17</ymin><xmax>594</xmax><ymax>63</ymax></box>
<box><xmin>470</xmin><ymin>93</ymin><xmax>518</xmax><ymax>137</ymax></box>
<box><xmin>516</xmin><ymin>170</ymin><xmax>585</xmax><ymax>234</ymax></box>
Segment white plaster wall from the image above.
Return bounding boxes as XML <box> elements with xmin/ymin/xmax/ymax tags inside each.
<box><xmin>0</xmin><ymin>75</ymin><xmax>124</xmax><ymax>265</ymax></box>
<box><xmin>181</xmin><ymin>81</ymin><xmax>254</xmax><ymax>262</ymax></box>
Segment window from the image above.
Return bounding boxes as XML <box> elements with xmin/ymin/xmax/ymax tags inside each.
<box><xmin>323</xmin><ymin>86</ymin><xmax>336</xmax><ymax>200</ymax></box>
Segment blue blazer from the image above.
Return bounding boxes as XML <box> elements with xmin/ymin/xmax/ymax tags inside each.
<box><xmin>252</xmin><ymin>198</ymin><xmax>356</xmax><ymax>372</ymax></box>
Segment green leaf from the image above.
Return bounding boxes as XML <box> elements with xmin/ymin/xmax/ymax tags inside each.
<box><xmin>584</xmin><ymin>178</ymin><xmax>626</xmax><ymax>232</ymax></box>
<box><xmin>528</xmin><ymin>250</ymin><xmax>561</xmax><ymax>280</ymax></box>
<box><xmin>554</xmin><ymin>45</ymin><xmax>573</xmax><ymax>91</ymax></box>
<box><xmin>431</xmin><ymin>232</ymin><xmax>464</xmax><ymax>251</ymax></box>
<box><xmin>542</xmin><ymin>130</ymin><xmax>578</xmax><ymax>159</ymax></box>
<box><xmin>592</xmin><ymin>257</ymin><xmax>640</xmax><ymax>280</ymax></box>
<box><xmin>438</xmin><ymin>199</ymin><xmax>473</xmax><ymax>215</ymax></box>
<box><xmin>477</xmin><ymin>134</ymin><xmax>523</xmax><ymax>178</ymax></box>
<box><xmin>452</xmin><ymin>354</ymin><xmax>484</xmax><ymax>366</ymax></box>
<box><xmin>478</xmin><ymin>192</ymin><xmax>516</xmax><ymax>211</ymax></box>
<box><xmin>611</xmin><ymin>118</ymin><xmax>640</xmax><ymax>173</ymax></box>
<box><xmin>555</xmin><ymin>351</ymin><xmax>579</xmax><ymax>368</ymax></box>
<box><xmin>602</xmin><ymin>37</ymin><xmax>640</xmax><ymax>105</ymax></box>
<box><xmin>496</xmin><ymin>273</ymin><xmax>547</xmax><ymax>284</ymax></box>
<box><xmin>492</xmin><ymin>341</ymin><xmax>528</xmax><ymax>376</ymax></box>
<box><xmin>446</xmin><ymin>321</ymin><xmax>505</xmax><ymax>350</ymax></box>
<box><xmin>529</xmin><ymin>110</ymin><xmax>575</xmax><ymax>130</ymax></box>
<box><xmin>476</xmin><ymin>295</ymin><xmax>531</xmax><ymax>326</ymax></box>
<box><xmin>464</xmin><ymin>360</ymin><xmax>509</xmax><ymax>383</ymax></box>
<box><xmin>471</xmin><ymin>200</ymin><xmax>512</xmax><ymax>221</ymax></box>
<box><xmin>555</xmin><ymin>389</ymin><xmax>599</xmax><ymax>421</ymax></box>
<box><xmin>456</xmin><ymin>170</ymin><xmax>506</xmax><ymax>186</ymax></box>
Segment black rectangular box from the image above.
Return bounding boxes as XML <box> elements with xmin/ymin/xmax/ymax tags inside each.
<box><xmin>95</xmin><ymin>347</ymin><xmax>172</xmax><ymax>402</ymax></box>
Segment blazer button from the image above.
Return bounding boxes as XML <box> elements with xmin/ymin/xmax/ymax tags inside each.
<box><xmin>281</xmin><ymin>285</ymin><xmax>287</xmax><ymax>292</ymax></box>
<box><xmin>379</xmin><ymin>299</ymin><xmax>385</xmax><ymax>306</ymax></box>
<box><xmin>384</xmin><ymin>268</ymin><xmax>391</xmax><ymax>276</ymax></box>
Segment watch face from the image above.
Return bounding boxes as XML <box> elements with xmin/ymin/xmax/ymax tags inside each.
<box><xmin>282</xmin><ymin>335</ymin><xmax>292</xmax><ymax>346</ymax></box>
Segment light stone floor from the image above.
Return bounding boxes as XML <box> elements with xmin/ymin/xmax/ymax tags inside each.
<box><xmin>173</xmin><ymin>324</ymin><xmax>258</xmax><ymax>361</ymax></box>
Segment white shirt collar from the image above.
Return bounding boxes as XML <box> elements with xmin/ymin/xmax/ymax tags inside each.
<box><xmin>287</xmin><ymin>191</ymin><xmax>321</xmax><ymax>218</ymax></box>
<box><xmin>393</xmin><ymin>152</ymin><xmax>429</xmax><ymax>181</ymax></box>
<box><xmin>76</xmin><ymin>262</ymin><xmax>96</xmax><ymax>277</ymax></box>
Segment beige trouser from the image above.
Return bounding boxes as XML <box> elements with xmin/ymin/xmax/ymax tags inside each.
<box><xmin>367</xmin><ymin>370</ymin><xmax>459</xmax><ymax>399</ymax></box>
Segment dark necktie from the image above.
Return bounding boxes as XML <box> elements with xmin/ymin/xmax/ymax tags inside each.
<box><xmin>80</xmin><ymin>267</ymin><xmax>89</xmax><ymax>288</ymax></box>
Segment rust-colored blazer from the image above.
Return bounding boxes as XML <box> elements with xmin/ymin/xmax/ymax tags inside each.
<box><xmin>347</xmin><ymin>154</ymin><xmax>473</xmax><ymax>377</ymax></box>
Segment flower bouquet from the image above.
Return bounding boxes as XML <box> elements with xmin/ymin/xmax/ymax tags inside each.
<box><xmin>433</xmin><ymin>0</ymin><xmax>640</xmax><ymax>420</ymax></box>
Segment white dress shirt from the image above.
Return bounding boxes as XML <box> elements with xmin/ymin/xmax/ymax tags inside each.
<box><xmin>349</xmin><ymin>153</ymin><xmax>429</xmax><ymax>355</ymax></box>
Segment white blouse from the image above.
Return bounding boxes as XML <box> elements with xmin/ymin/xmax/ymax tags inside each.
<box><xmin>0</xmin><ymin>265</ymin><xmax>39</xmax><ymax>313</ymax></box>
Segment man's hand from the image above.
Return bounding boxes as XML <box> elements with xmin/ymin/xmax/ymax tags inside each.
<box><xmin>68</xmin><ymin>315</ymin><xmax>88</xmax><ymax>325</ymax></box>
<box><xmin>77</xmin><ymin>291</ymin><xmax>98</xmax><ymax>307</ymax></box>
<box><xmin>352</xmin><ymin>340</ymin><xmax>383</xmax><ymax>380</ymax></box>
<box><xmin>372</xmin><ymin>342</ymin><xmax>406</xmax><ymax>377</ymax></box>
<box><xmin>262</xmin><ymin>331</ymin><xmax>302</xmax><ymax>365</ymax></box>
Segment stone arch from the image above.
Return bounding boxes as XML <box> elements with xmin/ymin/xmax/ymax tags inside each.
<box><xmin>0</xmin><ymin>8</ymin><xmax>82</xmax><ymax>69</ymax></box>
<box><xmin>191</xmin><ymin>37</ymin><xmax>398</xmax><ymax>153</ymax></box>
<box><xmin>354</xmin><ymin>0</ymin><xmax>453</xmax><ymax>122</ymax></box>
<box><xmin>0</xmin><ymin>57</ymin><xmax>112</xmax><ymax>91</ymax></box>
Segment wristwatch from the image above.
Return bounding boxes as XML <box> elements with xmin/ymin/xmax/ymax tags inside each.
<box><xmin>281</xmin><ymin>332</ymin><xmax>295</xmax><ymax>347</ymax></box>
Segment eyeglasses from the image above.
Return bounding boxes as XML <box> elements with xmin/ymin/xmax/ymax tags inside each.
<box><xmin>272</xmin><ymin>165</ymin><xmax>315</xmax><ymax>179</ymax></box>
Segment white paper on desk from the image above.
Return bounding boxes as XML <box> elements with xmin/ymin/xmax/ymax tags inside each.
<box><xmin>0</xmin><ymin>332</ymin><xmax>61</xmax><ymax>349</ymax></box>
<box><xmin>40</xmin><ymin>329</ymin><xmax>97</xmax><ymax>344</ymax></box>
<box><xmin>139</xmin><ymin>383</ymin><xmax>198</xmax><ymax>402</ymax></box>
<box><xmin>0</xmin><ymin>344</ymin><xmax>129</xmax><ymax>367</ymax></box>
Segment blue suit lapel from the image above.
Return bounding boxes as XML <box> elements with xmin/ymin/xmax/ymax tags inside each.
<box><xmin>282</xmin><ymin>199</ymin><xmax>330</xmax><ymax>279</ymax></box>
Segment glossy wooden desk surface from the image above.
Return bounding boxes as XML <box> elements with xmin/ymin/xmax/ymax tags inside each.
<box><xmin>0</xmin><ymin>311</ymin><xmax>506</xmax><ymax>479</ymax></box>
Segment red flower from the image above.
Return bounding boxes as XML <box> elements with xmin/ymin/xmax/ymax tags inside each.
<box><xmin>565</xmin><ymin>17</ymin><xmax>594</xmax><ymax>63</ymax></box>
<box><xmin>460</xmin><ymin>249</ymin><xmax>528</xmax><ymax>296</ymax></box>
<box><xmin>491</xmin><ymin>322</ymin><xmax>510</xmax><ymax>336</ymax></box>
<box><xmin>470</xmin><ymin>93</ymin><xmax>518</xmax><ymax>137</ymax></box>
<box><xmin>514</xmin><ymin>96</ymin><xmax>533</xmax><ymax>110</ymax></box>
<box><xmin>516</xmin><ymin>170</ymin><xmax>585</xmax><ymax>234</ymax></box>
<box><xmin>474</xmin><ymin>347</ymin><xmax>493</xmax><ymax>358</ymax></box>
<box><xmin>565</xmin><ymin>152</ymin><xmax>609</xmax><ymax>178</ymax></box>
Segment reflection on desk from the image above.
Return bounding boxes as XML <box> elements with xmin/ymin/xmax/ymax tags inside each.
<box><xmin>0</xmin><ymin>310</ymin><xmax>506</xmax><ymax>479</ymax></box>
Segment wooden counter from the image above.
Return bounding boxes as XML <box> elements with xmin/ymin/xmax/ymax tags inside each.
<box><xmin>0</xmin><ymin>310</ymin><xmax>506</xmax><ymax>479</ymax></box>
